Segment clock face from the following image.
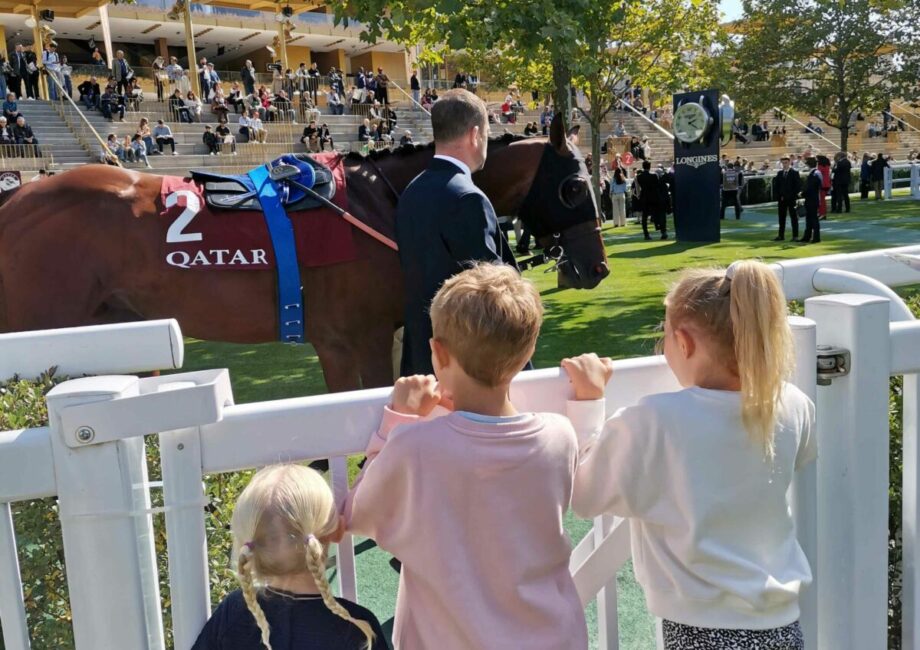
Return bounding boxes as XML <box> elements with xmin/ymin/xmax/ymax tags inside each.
<box><xmin>673</xmin><ymin>102</ymin><xmax>711</xmax><ymax>143</ymax></box>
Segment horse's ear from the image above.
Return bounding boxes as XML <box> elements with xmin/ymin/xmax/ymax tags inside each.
<box><xmin>549</xmin><ymin>112</ymin><xmax>568</xmax><ymax>154</ymax></box>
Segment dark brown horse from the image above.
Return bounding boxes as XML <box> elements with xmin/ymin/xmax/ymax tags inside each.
<box><xmin>0</xmin><ymin>115</ymin><xmax>608</xmax><ymax>392</ymax></box>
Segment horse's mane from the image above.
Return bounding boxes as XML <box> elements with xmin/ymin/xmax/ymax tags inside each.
<box><xmin>344</xmin><ymin>133</ymin><xmax>533</xmax><ymax>164</ymax></box>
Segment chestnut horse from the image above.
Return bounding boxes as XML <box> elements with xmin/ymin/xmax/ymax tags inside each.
<box><xmin>0</xmin><ymin>116</ymin><xmax>608</xmax><ymax>392</ymax></box>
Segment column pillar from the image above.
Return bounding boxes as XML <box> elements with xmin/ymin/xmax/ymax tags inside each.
<box><xmin>99</xmin><ymin>4</ymin><xmax>114</xmax><ymax>68</ymax></box>
<box><xmin>0</xmin><ymin>24</ymin><xmax>8</xmax><ymax>62</ymax></box>
<box><xmin>30</xmin><ymin>6</ymin><xmax>47</xmax><ymax>100</ymax></box>
<box><xmin>155</xmin><ymin>37</ymin><xmax>169</xmax><ymax>61</ymax></box>
<box><xmin>277</xmin><ymin>20</ymin><xmax>289</xmax><ymax>73</ymax></box>
<box><xmin>183</xmin><ymin>6</ymin><xmax>200</xmax><ymax>97</ymax></box>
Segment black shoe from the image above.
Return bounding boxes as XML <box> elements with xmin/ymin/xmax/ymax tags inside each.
<box><xmin>812</xmin><ymin>239</ymin><xmax>821</xmax><ymax>244</ymax></box>
<box><xmin>644</xmin><ymin>235</ymin><xmax>652</xmax><ymax>240</ymax></box>
<box><xmin>799</xmin><ymin>239</ymin><xmax>813</xmax><ymax>244</ymax></box>
<box><xmin>661</xmin><ymin>233</ymin><xmax>668</xmax><ymax>240</ymax></box>
<box><xmin>773</xmin><ymin>236</ymin><xmax>784</xmax><ymax>241</ymax></box>
<box><xmin>515</xmin><ymin>247</ymin><xmax>529</xmax><ymax>255</ymax></box>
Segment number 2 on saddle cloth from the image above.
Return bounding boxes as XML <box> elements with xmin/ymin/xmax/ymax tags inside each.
<box><xmin>158</xmin><ymin>152</ymin><xmax>358</xmax><ymax>343</ymax></box>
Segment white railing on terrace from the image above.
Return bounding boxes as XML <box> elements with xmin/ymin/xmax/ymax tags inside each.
<box><xmin>4</xmin><ymin>246</ymin><xmax>920</xmax><ymax>648</ymax></box>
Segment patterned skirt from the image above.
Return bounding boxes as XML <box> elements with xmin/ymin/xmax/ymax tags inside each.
<box><xmin>662</xmin><ymin>620</ymin><xmax>805</xmax><ymax>650</ymax></box>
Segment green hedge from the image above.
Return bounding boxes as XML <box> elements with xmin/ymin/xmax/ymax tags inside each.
<box><xmin>739</xmin><ymin>167</ymin><xmax>914</xmax><ymax>206</ymax></box>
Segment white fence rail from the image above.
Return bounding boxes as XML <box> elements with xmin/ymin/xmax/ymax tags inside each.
<box><xmin>3</xmin><ymin>246</ymin><xmax>920</xmax><ymax>649</ymax></box>
<box><xmin>884</xmin><ymin>163</ymin><xmax>920</xmax><ymax>200</ymax></box>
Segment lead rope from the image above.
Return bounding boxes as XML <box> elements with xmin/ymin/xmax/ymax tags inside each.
<box><xmin>366</xmin><ymin>156</ymin><xmax>402</xmax><ymax>202</ymax></box>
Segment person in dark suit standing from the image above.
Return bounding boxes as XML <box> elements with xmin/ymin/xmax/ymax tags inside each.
<box><xmin>772</xmin><ymin>155</ymin><xmax>801</xmax><ymax>241</ymax></box>
<box><xmin>831</xmin><ymin>152</ymin><xmax>852</xmax><ymax>213</ymax></box>
<box><xmin>396</xmin><ymin>88</ymin><xmax>518</xmax><ymax>376</ymax></box>
<box><xmin>23</xmin><ymin>44</ymin><xmax>39</xmax><ymax>100</ymax></box>
<box><xmin>635</xmin><ymin>161</ymin><xmax>668</xmax><ymax>240</ymax></box>
<box><xmin>800</xmin><ymin>157</ymin><xmax>822</xmax><ymax>244</ymax></box>
<box><xmin>6</xmin><ymin>44</ymin><xmax>28</xmax><ymax>99</ymax></box>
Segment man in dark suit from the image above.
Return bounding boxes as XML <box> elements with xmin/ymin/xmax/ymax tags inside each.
<box><xmin>635</xmin><ymin>161</ymin><xmax>668</xmax><ymax>240</ymax></box>
<box><xmin>23</xmin><ymin>44</ymin><xmax>39</xmax><ymax>100</ymax></box>
<box><xmin>831</xmin><ymin>153</ymin><xmax>852</xmax><ymax>213</ymax></box>
<box><xmin>800</xmin><ymin>157</ymin><xmax>822</xmax><ymax>244</ymax></box>
<box><xmin>772</xmin><ymin>155</ymin><xmax>801</xmax><ymax>240</ymax></box>
<box><xmin>396</xmin><ymin>88</ymin><xmax>518</xmax><ymax>376</ymax></box>
<box><xmin>6</xmin><ymin>44</ymin><xmax>29</xmax><ymax>99</ymax></box>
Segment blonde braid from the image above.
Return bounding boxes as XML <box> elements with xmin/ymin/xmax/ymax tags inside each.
<box><xmin>238</xmin><ymin>546</ymin><xmax>274</xmax><ymax>650</ymax></box>
<box><xmin>304</xmin><ymin>536</ymin><xmax>375</xmax><ymax>649</ymax></box>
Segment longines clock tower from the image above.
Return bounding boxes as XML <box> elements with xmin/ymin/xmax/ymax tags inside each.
<box><xmin>671</xmin><ymin>89</ymin><xmax>723</xmax><ymax>243</ymax></box>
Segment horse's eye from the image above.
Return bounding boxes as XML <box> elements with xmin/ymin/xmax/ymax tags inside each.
<box><xmin>560</xmin><ymin>176</ymin><xmax>589</xmax><ymax>209</ymax></box>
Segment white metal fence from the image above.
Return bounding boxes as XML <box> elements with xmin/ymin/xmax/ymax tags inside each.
<box><xmin>2</xmin><ymin>246</ymin><xmax>920</xmax><ymax>649</ymax></box>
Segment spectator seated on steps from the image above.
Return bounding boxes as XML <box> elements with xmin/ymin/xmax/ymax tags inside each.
<box><xmin>130</xmin><ymin>134</ymin><xmax>152</xmax><ymax>168</ymax></box>
<box><xmin>100</xmin><ymin>86</ymin><xmax>126</xmax><ymax>121</ymax></box>
<box><xmin>3</xmin><ymin>93</ymin><xmax>21</xmax><ymax>123</ymax></box>
<box><xmin>77</xmin><ymin>76</ymin><xmax>101</xmax><ymax>109</ymax></box>
<box><xmin>169</xmin><ymin>89</ymin><xmax>192</xmax><ymax>123</ymax></box>
<box><xmin>400</xmin><ymin>129</ymin><xmax>413</xmax><ymax>146</ymax></box>
<box><xmin>12</xmin><ymin>115</ymin><xmax>39</xmax><ymax>156</ymax></box>
<box><xmin>228</xmin><ymin>82</ymin><xmax>246</xmax><ymax>114</ymax></box>
<box><xmin>249</xmin><ymin>111</ymin><xmax>268</xmax><ymax>143</ymax></box>
<box><xmin>0</xmin><ymin>117</ymin><xmax>15</xmax><ymax>148</ymax></box>
<box><xmin>185</xmin><ymin>91</ymin><xmax>203</xmax><ymax>123</ymax></box>
<box><xmin>327</xmin><ymin>87</ymin><xmax>345</xmax><ymax>116</ymax></box>
<box><xmin>358</xmin><ymin>118</ymin><xmax>371</xmax><ymax>142</ymax></box>
<box><xmin>318</xmin><ymin>123</ymin><xmax>334</xmax><ymax>151</ymax></box>
<box><xmin>216</xmin><ymin>120</ymin><xmax>237</xmax><ymax>155</ymax></box>
<box><xmin>211</xmin><ymin>86</ymin><xmax>231</xmax><ymax>122</ymax></box>
<box><xmin>273</xmin><ymin>90</ymin><xmax>297</xmax><ymax>123</ymax></box>
<box><xmin>152</xmin><ymin>119</ymin><xmax>177</xmax><ymax>155</ymax></box>
<box><xmin>300</xmin><ymin>120</ymin><xmax>319</xmax><ymax>153</ymax></box>
<box><xmin>203</xmin><ymin>125</ymin><xmax>221</xmax><ymax>156</ymax></box>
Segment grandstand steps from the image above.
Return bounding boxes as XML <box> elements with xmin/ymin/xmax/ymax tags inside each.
<box><xmin>5</xmin><ymin>100</ymin><xmax>94</xmax><ymax>169</ymax></box>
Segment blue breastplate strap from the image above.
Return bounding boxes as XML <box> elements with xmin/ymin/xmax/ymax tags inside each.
<box><xmin>247</xmin><ymin>165</ymin><xmax>305</xmax><ymax>343</ymax></box>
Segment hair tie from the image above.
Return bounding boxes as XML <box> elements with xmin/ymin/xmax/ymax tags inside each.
<box><xmin>242</xmin><ymin>541</ymin><xmax>254</xmax><ymax>554</ymax></box>
<box><xmin>725</xmin><ymin>262</ymin><xmax>739</xmax><ymax>280</ymax></box>
<box><xmin>305</xmin><ymin>534</ymin><xmax>317</xmax><ymax>545</ymax></box>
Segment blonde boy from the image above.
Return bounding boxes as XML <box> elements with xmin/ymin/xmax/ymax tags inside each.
<box><xmin>344</xmin><ymin>263</ymin><xmax>591</xmax><ymax>650</ymax></box>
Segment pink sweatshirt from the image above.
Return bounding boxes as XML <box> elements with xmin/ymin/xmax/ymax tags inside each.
<box><xmin>344</xmin><ymin>407</ymin><xmax>589</xmax><ymax>650</ymax></box>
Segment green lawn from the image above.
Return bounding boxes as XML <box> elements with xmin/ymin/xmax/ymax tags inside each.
<box><xmin>175</xmin><ymin>194</ymin><xmax>920</xmax><ymax>649</ymax></box>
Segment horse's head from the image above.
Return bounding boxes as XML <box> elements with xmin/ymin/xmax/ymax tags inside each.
<box><xmin>512</xmin><ymin>114</ymin><xmax>609</xmax><ymax>290</ymax></box>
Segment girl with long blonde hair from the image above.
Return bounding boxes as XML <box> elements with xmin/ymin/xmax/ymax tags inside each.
<box><xmin>562</xmin><ymin>260</ymin><xmax>816</xmax><ymax>650</ymax></box>
<box><xmin>191</xmin><ymin>465</ymin><xmax>384</xmax><ymax>650</ymax></box>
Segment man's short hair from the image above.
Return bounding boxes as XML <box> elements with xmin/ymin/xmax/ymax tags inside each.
<box><xmin>781</xmin><ymin>155</ymin><xmax>790</xmax><ymax>161</ymax></box>
<box><xmin>430</xmin><ymin>263</ymin><xmax>543</xmax><ymax>387</ymax></box>
<box><xmin>431</xmin><ymin>89</ymin><xmax>487</xmax><ymax>144</ymax></box>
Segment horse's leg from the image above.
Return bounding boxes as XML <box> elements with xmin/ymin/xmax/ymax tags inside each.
<box><xmin>312</xmin><ymin>341</ymin><xmax>362</xmax><ymax>393</ymax></box>
<box><xmin>356</xmin><ymin>325</ymin><xmax>400</xmax><ymax>388</ymax></box>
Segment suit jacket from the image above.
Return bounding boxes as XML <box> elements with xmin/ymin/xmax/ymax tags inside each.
<box><xmin>241</xmin><ymin>66</ymin><xmax>255</xmax><ymax>84</ymax></box>
<box><xmin>833</xmin><ymin>159</ymin><xmax>852</xmax><ymax>186</ymax></box>
<box><xmin>803</xmin><ymin>169</ymin><xmax>822</xmax><ymax>206</ymax></box>
<box><xmin>772</xmin><ymin>168</ymin><xmax>801</xmax><ymax>202</ymax></box>
<box><xmin>635</xmin><ymin>170</ymin><xmax>664</xmax><ymax>209</ymax></box>
<box><xmin>8</xmin><ymin>51</ymin><xmax>28</xmax><ymax>78</ymax></box>
<box><xmin>396</xmin><ymin>157</ymin><xmax>517</xmax><ymax>375</ymax></box>
<box><xmin>112</xmin><ymin>58</ymin><xmax>133</xmax><ymax>82</ymax></box>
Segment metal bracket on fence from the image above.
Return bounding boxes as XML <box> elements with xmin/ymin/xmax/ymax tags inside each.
<box><xmin>817</xmin><ymin>345</ymin><xmax>851</xmax><ymax>385</ymax></box>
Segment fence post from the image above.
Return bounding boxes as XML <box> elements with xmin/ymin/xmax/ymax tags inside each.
<box><xmin>594</xmin><ymin>514</ymin><xmax>620</xmax><ymax>650</ymax></box>
<box><xmin>805</xmin><ymin>294</ymin><xmax>890</xmax><ymax>650</ymax></box>
<box><xmin>885</xmin><ymin>166</ymin><xmax>893</xmax><ymax>200</ymax></box>
<box><xmin>788</xmin><ymin>316</ymin><xmax>818</xmax><ymax>649</ymax></box>
<box><xmin>46</xmin><ymin>376</ymin><xmax>164</xmax><ymax>650</ymax></box>
<box><xmin>0</xmin><ymin>502</ymin><xmax>31</xmax><ymax>650</ymax></box>
<box><xmin>911</xmin><ymin>164</ymin><xmax>919</xmax><ymax>200</ymax></box>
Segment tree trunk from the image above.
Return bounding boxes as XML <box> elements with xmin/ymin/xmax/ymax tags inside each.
<box><xmin>591</xmin><ymin>116</ymin><xmax>602</xmax><ymax>207</ymax></box>
<box><xmin>552</xmin><ymin>58</ymin><xmax>571</xmax><ymax>132</ymax></box>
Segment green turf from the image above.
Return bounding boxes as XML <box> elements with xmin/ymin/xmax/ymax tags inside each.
<box><xmin>175</xmin><ymin>194</ymin><xmax>919</xmax><ymax>649</ymax></box>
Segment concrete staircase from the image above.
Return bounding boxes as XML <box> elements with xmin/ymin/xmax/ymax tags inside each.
<box><xmin>1</xmin><ymin>100</ymin><xmax>93</xmax><ymax>173</ymax></box>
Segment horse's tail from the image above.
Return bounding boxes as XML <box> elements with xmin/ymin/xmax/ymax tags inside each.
<box><xmin>0</xmin><ymin>186</ymin><xmax>20</xmax><ymax>211</ymax></box>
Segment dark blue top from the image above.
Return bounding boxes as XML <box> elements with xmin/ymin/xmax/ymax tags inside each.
<box><xmin>191</xmin><ymin>588</ymin><xmax>389</xmax><ymax>650</ymax></box>
<box><xmin>395</xmin><ymin>157</ymin><xmax>517</xmax><ymax>376</ymax></box>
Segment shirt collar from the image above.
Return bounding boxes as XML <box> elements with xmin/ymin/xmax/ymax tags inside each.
<box><xmin>433</xmin><ymin>154</ymin><xmax>471</xmax><ymax>176</ymax></box>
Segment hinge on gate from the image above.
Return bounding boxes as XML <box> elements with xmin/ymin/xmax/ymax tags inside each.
<box><xmin>817</xmin><ymin>345</ymin><xmax>851</xmax><ymax>386</ymax></box>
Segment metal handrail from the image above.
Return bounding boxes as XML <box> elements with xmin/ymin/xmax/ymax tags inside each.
<box><xmin>46</xmin><ymin>71</ymin><xmax>123</xmax><ymax>168</ymax></box>
<box><xmin>771</xmin><ymin>106</ymin><xmax>841</xmax><ymax>150</ymax></box>
<box><xmin>389</xmin><ymin>79</ymin><xmax>431</xmax><ymax>117</ymax></box>
<box><xmin>616</xmin><ymin>97</ymin><xmax>674</xmax><ymax>140</ymax></box>
<box><xmin>891</xmin><ymin>102</ymin><xmax>920</xmax><ymax>132</ymax></box>
<box><xmin>883</xmin><ymin>111</ymin><xmax>920</xmax><ymax>134</ymax></box>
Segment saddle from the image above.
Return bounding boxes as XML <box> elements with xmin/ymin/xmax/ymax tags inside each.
<box><xmin>191</xmin><ymin>153</ymin><xmax>336</xmax><ymax>212</ymax></box>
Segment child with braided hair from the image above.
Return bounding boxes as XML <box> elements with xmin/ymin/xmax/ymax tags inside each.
<box><xmin>192</xmin><ymin>465</ymin><xmax>386</xmax><ymax>650</ymax></box>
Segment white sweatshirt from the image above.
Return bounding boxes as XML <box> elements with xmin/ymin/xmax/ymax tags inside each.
<box><xmin>569</xmin><ymin>383</ymin><xmax>816</xmax><ymax>630</ymax></box>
